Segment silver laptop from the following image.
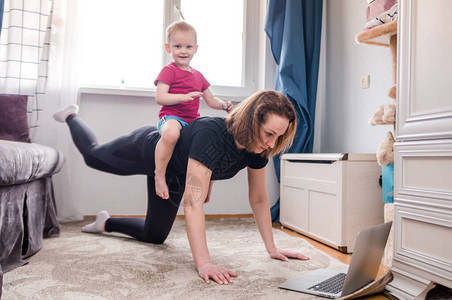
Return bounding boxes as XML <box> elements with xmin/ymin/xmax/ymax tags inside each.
<box><xmin>279</xmin><ymin>221</ymin><xmax>392</xmax><ymax>298</ymax></box>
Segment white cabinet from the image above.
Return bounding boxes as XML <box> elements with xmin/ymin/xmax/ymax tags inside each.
<box><xmin>385</xmin><ymin>0</ymin><xmax>452</xmax><ymax>298</ymax></box>
<box><xmin>280</xmin><ymin>153</ymin><xmax>383</xmax><ymax>253</ymax></box>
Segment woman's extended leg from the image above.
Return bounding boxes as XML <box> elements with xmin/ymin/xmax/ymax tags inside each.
<box><xmin>65</xmin><ymin>114</ymin><xmax>156</xmax><ymax>175</ymax></box>
<box><xmin>60</xmin><ymin>112</ymin><xmax>182</xmax><ymax>243</ymax></box>
<box><xmin>104</xmin><ymin>175</ymin><xmax>185</xmax><ymax>244</ymax></box>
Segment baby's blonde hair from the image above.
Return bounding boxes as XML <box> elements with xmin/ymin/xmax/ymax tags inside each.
<box><xmin>166</xmin><ymin>21</ymin><xmax>197</xmax><ymax>44</ymax></box>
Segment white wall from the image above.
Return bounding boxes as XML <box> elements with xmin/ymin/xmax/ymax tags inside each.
<box><xmin>319</xmin><ymin>0</ymin><xmax>393</xmax><ymax>153</ymax></box>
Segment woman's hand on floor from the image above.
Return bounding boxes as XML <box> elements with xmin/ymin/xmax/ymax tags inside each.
<box><xmin>198</xmin><ymin>262</ymin><xmax>238</xmax><ymax>285</ymax></box>
<box><xmin>269</xmin><ymin>248</ymin><xmax>310</xmax><ymax>262</ymax></box>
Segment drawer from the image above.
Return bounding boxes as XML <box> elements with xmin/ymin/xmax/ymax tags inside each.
<box><xmin>395</xmin><ymin>140</ymin><xmax>452</xmax><ymax>202</ymax></box>
<box><xmin>393</xmin><ymin>202</ymin><xmax>452</xmax><ymax>284</ymax></box>
<box><xmin>282</xmin><ymin>153</ymin><xmax>378</xmax><ymax>186</ymax></box>
<box><xmin>283</xmin><ymin>159</ymin><xmax>341</xmax><ymax>183</ymax></box>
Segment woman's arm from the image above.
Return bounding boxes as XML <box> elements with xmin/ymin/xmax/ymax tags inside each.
<box><xmin>205</xmin><ymin>181</ymin><xmax>214</xmax><ymax>203</ymax></box>
<box><xmin>184</xmin><ymin>158</ymin><xmax>237</xmax><ymax>284</ymax></box>
<box><xmin>155</xmin><ymin>81</ymin><xmax>203</xmax><ymax>106</ymax></box>
<box><xmin>247</xmin><ymin>167</ymin><xmax>310</xmax><ymax>261</ymax></box>
<box><xmin>202</xmin><ymin>89</ymin><xmax>233</xmax><ymax>112</ymax></box>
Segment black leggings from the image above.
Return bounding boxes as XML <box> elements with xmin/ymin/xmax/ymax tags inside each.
<box><xmin>66</xmin><ymin>115</ymin><xmax>185</xmax><ymax>244</ymax></box>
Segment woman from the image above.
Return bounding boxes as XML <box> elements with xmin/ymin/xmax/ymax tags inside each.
<box><xmin>54</xmin><ymin>90</ymin><xmax>309</xmax><ymax>285</ymax></box>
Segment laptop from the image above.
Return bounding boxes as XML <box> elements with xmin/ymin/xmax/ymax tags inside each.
<box><xmin>279</xmin><ymin>221</ymin><xmax>392</xmax><ymax>298</ymax></box>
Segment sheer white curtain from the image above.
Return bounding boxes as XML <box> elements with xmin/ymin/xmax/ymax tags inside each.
<box><xmin>0</xmin><ymin>0</ymin><xmax>82</xmax><ymax>221</ymax></box>
<box><xmin>0</xmin><ymin>0</ymin><xmax>52</xmax><ymax>138</ymax></box>
<box><xmin>34</xmin><ymin>0</ymin><xmax>83</xmax><ymax>222</ymax></box>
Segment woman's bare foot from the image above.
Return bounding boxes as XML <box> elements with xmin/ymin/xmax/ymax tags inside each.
<box><xmin>155</xmin><ymin>175</ymin><xmax>169</xmax><ymax>199</ymax></box>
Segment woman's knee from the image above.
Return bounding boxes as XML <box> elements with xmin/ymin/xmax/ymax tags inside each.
<box><xmin>141</xmin><ymin>233</ymin><xmax>168</xmax><ymax>244</ymax></box>
<box><xmin>83</xmin><ymin>152</ymin><xmax>115</xmax><ymax>173</ymax></box>
<box><xmin>84</xmin><ymin>155</ymin><xmax>98</xmax><ymax>169</ymax></box>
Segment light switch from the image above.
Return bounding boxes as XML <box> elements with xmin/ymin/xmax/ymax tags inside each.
<box><xmin>360</xmin><ymin>74</ymin><xmax>370</xmax><ymax>89</ymax></box>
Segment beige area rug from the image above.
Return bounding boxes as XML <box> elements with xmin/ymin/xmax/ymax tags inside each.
<box><xmin>2</xmin><ymin>218</ymin><xmax>347</xmax><ymax>300</ymax></box>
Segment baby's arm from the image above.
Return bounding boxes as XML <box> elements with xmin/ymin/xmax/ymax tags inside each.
<box><xmin>202</xmin><ymin>89</ymin><xmax>233</xmax><ymax>113</ymax></box>
<box><xmin>156</xmin><ymin>81</ymin><xmax>203</xmax><ymax>106</ymax></box>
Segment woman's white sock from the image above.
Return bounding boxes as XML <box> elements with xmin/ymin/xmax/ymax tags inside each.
<box><xmin>82</xmin><ymin>210</ymin><xmax>110</xmax><ymax>233</ymax></box>
<box><xmin>53</xmin><ymin>104</ymin><xmax>79</xmax><ymax>123</ymax></box>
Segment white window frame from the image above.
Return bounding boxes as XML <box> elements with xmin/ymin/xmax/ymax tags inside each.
<box><xmin>79</xmin><ymin>0</ymin><xmax>266</xmax><ymax>102</ymax></box>
<box><xmin>164</xmin><ymin>0</ymin><xmax>261</xmax><ymax>99</ymax></box>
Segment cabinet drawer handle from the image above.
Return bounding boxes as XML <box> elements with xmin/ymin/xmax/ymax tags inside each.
<box><xmin>287</xmin><ymin>159</ymin><xmax>336</xmax><ymax>164</ymax></box>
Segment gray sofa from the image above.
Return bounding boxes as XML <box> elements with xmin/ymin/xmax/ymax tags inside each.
<box><xmin>0</xmin><ymin>94</ymin><xmax>64</xmax><ymax>296</ymax></box>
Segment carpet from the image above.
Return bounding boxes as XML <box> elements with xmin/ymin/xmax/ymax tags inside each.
<box><xmin>2</xmin><ymin>218</ymin><xmax>347</xmax><ymax>299</ymax></box>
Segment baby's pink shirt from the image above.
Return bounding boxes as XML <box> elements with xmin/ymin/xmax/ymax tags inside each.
<box><xmin>154</xmin><ymin>62</ymin><xmax>210</xmax><ymax>123</ymax></box>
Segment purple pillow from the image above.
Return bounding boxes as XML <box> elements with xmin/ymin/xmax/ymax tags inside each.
<box><xmin>0</xmin><ymin>94</ymin><xmax>31</xmax><ymax>143</ymax></box>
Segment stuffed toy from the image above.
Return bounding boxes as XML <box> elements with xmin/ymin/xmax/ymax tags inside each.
<box><xmin>369</xmin><ymin>102</ymin><xmax>396</xmax><ymax>126</ymax></box>
<box><xmin>364</xmin><ymin>0</ymin><xmax>398</xmax><ymax>31</ymax></box>
<box><xmin>369</xmin><ymin>105</ymin><xmax>384</xmax><ymax>126</ymax></box>
<box><xmin>376</xmin><ymin>131</ymin><xmax>395</xmax><ymax>166</ymax></box>
<box><xmin>382</xmin><ymin>102</ymin><xmax>396</xmax><ymax>123</ymax></box>
<box><xmin>388</xmin><ymin>84</ymin><xmax>396</xmax><ymax>99</ymax></box>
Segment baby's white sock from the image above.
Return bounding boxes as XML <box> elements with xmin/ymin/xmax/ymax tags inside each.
<box><xmin>53</xmin><ymin>104</ymin><xmax>79</xmax><ymax>123</ymax></box>
<box><xmin>82</xmin><ymin>210</ymin><xmax>110</xmax><ymax>233</ymax></box>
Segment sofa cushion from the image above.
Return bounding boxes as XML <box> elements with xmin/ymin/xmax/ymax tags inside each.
<box><xmin>0</xmin><ymin>140</ymin><xmax>64</xmax><ymax>186</ymax></box>
<box><xmin>0</xmin><ymin>94</ymin><xmax>31</xmax><ymax>143</ymax></box>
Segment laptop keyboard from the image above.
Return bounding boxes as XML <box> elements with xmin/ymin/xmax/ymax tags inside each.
<box><xmin>308</xmin><ymin>272</ymin><xmax>346</xmax><ymax>294</ymax></box>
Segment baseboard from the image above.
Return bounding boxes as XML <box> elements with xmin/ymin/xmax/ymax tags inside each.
<box><xmin>83</xmin><ymin>214</ymin><xmax>254</xmax><ymax>219</ymax></box>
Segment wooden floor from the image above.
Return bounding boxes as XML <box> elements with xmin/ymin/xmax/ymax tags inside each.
<box><xmin>272</xmin><ymin>222</ymin><xmax>390</xmax><ymax>300</ymax></box>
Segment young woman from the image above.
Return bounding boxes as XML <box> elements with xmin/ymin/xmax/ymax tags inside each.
<box><xmin>53</xmin><ymin>90</ymin><xmax>309</xmax><ymax>285</ymax></box>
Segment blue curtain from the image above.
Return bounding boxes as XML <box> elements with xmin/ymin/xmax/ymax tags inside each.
<box><xmin>265</xmin><ymin>0</ymin><xmax>323</xmax><ymax>222</ymax></box>
<box><xmin>0</xmin><ymin>0</ymin><xmax>4</xmax><ymax>37</ymax></box>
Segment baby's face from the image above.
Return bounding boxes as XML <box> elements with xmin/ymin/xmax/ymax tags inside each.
<box><xmin>165</xmin><ymin>30</ymin><xmax>198</xmax><ymax>70</ymax></box>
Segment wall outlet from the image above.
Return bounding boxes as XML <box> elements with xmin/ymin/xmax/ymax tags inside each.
<box><xmin>360</xmin><ymin>74</ymin><xmax>370</xmax><ymax>89</ymax></box>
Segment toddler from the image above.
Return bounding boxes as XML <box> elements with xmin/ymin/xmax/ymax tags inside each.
<box><xmin>154</xmin><ymin>21</ymin><xmax>232</xmax><ymax>199</ymax></box>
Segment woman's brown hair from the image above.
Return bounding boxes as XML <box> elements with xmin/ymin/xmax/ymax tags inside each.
<box><xmin>226</xmin><ymin>90</ymin><xmax>297</xmax><ymax>158</ymax></box>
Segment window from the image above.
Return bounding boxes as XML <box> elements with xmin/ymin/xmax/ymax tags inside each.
<box><xmin>79</xmin><ymin>0</ymin><xmax>261</xmax><ymax>98</ymax></box>
<box><xmin>178</xmin><ymin>0</ymin><xmax>243</xmax><ymax>87</ymax></box>
<box><xmin>80</xmin><ymin>1</ymin><xmax>164</xmax><ymax>89</ymax></box>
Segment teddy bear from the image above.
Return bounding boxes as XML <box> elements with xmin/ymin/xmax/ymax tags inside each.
<box><xmin>376</xmin><ymin>131</ymin><xmax>395</xmax><ymax>166</ymax></box>
<box><xmin>368</xmin><ymin>102</ymin><xmax>396</xmax><ymax>126</ymax></box>
<box><xmin>388</xmin><ymin>84</ymin><xmax>396</xmax><ymax>100</ymax></box>
<box><xmin>382</xmin><ymin>101</ymin><xmax>396</xmax><ymax>123</ymax></box>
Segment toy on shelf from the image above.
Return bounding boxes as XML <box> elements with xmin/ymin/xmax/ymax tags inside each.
<box><xmin>368</xmin><ymin>102</ymin><xmax>396</xmax><ymax>126</ymax></box>
<box><xmin>376</xmin><ymin>131</ymin><xmax>395</xmax><ymax>166</ymax></box>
